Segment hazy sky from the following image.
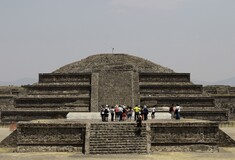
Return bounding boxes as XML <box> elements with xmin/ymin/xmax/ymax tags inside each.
<box><xmin>0</xmin><ymin>0</ymin><xmax>235</xmax><ymax>83</ymax></box>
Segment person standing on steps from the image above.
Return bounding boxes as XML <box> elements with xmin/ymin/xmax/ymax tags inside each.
<box><xmin>110</xmin><ymin>106</ymin><xmax>115</xmax><ymax>121</ymax></box>
<box><xmin>169</xmin><ymin>104</ymin><xmax>175</xmax><ymax>119</ymax></box>
<box><xmin>100</xmin><ymin>105</ymin><xmax>105</xmax><ymax>122</ymax></box>
<box><xmin>151</xmin><ymin>106</ymin><xmax>156</xmax><ymax>119</ymax></box>
<box><xmin>104</xmin><ymin>105</ymin><xmax>109</xmax><ymax>122</ymax></box>
<box><xmin>133</xmin><ymin>105</ymin><xmax>140</xmax><ymax>121</ymax></box>
<box><xmin>143</xmin><ymin>105</ymin><xmax>149</xmax><ymax>121</ymax></box>
<box><xmin>175</xmin><ymin>104</ymin><xmax>181</xmax><ymax>120</ymax></box>
<box><xmin>136</xmin><ymin>115</ymin><xmax>142</xmax><ymax>135</ymax></box>
<box><xmin>127</xmin><ymin>106</ymin><xmax>133</xmax><ymax>121</ymax></box>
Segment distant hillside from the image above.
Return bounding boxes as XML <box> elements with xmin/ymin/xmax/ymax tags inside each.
<box><xmin>191</xmin><ymin>80</ymin><xmax>213</xmax><ymax>86</ymax></box>
<box><xmin>192</xmin><ymin>77</ymin><xmax>235</xmax><ymax>86</ymax></box>
<box><xmin>215</xmin><ymin>77</ymin><xmax>235</xmax><ymax>86</ymax></box>
<box><xmin>0</xmin><ymin>78</ymin><xmax>37</xmax><ymax>86</ymax></box>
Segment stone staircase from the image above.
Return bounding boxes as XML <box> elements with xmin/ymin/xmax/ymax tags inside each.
<box><xmin>17</xmin><ymin>73</ymin><xmax>91</xmax><ymax>112</ymax></box>
<box><xmin>89</xmin><ymin>123</ymin><xmax>147</xmax><ymax>154</ymax></box>
<box><xmin>1</xmin><ymin>73</ymin><xmax>92</xmax><ymax>122</ymax></box>
<box><xmin>139</xmin><ymin>73</ymin><xmax>229</xmax><ymax>121</ymax></box>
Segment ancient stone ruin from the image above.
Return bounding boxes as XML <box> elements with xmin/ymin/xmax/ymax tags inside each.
<box><xmin>0</xmin><ymin>53</ymin><xmax>231</xmax><ymax>121</ymax></box>
<box><xmin>0</xmin><ymin>53</ymin><xmax>235</xmax><ymax>154</ymax></box>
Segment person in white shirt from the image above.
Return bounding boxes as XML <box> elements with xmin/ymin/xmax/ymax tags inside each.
<box><xmin>175</xmin><ymin>104</ymin><xmax>181</xmax><ymax>120</ymax></box>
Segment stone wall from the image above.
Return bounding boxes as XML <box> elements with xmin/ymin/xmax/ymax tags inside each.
<box><xmin>0</xmin><ymin>86</ymin><xmax>25</xmax><ymax>121</ymax></box>
<box><xmin>38</xmin><ymin>73</ymin><xmax>91</xmax><ymax>83</ymax></box>
<box><xmin>204</xmin><ymin>86</ymin><xmax>235</xmax><ymax>120</ymax></box>
<box><xmin>98</xmin><ymin>70</ymin><xmax>139</xmax><ymax>107</ymax></box>
<box><xmin>181</xmin><ymin>110</ymin><xmax>229</xmax><ymax>121</ymax></box>
<box><xmin>1</xmin><ymin>110</ymin><xmax>68</xmax><ymax>122</ymax></box>
<box><xmin>139</xmin><ymin>73</ymin><xmax>191</xmax><ymax>83</ymax></box>
<box><xmin>151</xmin><ymin>121</ymin><xmax>219</xmax><ymax>152</ymax></box>
<box><xmin>214</xmin><ymin>97</ymin><xmax>235</xmax><ymax>120</ymax></box>
<box><xmin>17</xmin><ymin>120</ymin><xmax>86</xmax><ymax>152</ymax></box>
<box><xmin>0</xmin><ymin>95</ymin><xmax>15</xmax><ymax>111</ymax></box>
<box><xmin>15</xmin><ymin>120</ymin><xmax>235</xmax><ymax>153</ymax></box>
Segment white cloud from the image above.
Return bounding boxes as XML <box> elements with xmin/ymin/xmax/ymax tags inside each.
<box><xmin>111</xmin><ymin>0</ymin><xmax>185</xmax><ymax>10</ymax></box>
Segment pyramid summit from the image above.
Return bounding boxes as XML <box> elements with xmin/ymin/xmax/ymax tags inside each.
<box><xmin>54</xmin><ymin>53</ymin><xmax>174</xmax><ymax>73</ymax></box>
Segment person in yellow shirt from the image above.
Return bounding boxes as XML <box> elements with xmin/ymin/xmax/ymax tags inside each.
<box><xmin>133</xmin><ymin>105</ymin><xmax>141</xmax><ymax>120</ymax></box>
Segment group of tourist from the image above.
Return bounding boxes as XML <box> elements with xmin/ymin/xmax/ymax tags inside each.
<box><xmin>100</xmin><ymin>104</ymin><xmax>156</xmax><ymax>122</ymax></box>
<box><xmin>100</xmin><ymin>103</ymin><xmax>181</xmax><ymax>122</ymax></box>
<box><xmin>100</xmin><ymin>104</ymin><xmax>134</xmax><ymax>122</ymax></box>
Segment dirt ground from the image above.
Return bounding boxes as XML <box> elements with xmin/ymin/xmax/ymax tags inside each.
<box><xmin>0</xmin><ymin>148</ymin><xmax>235</xmax><ymax>160</ymax></box>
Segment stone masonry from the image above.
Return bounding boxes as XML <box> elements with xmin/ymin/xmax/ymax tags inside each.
<box><xmin>16</xmin><ymin>119</ymin><xmax>235</xmax><ymax>154</ymax></box>
<box><xmin>0</xmin><ymin>54</ymin><xmax>231</xmax><ymax>121</ymax></box>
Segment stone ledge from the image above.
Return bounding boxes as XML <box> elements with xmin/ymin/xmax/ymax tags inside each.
<box><xmin>17</xmin><ymin>145</ymin><xmax>83</xmax><ymax>152</ymax></box>
<box><xmin>151</xmin><ymin>144</ymin><xmax>219</xmax><ymax>152</ymax></box>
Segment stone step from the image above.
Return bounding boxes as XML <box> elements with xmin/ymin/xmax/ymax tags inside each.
<box><xmin>90</xmin><ymin>130</ymin><xmax>147</xmax><ymax>133</ymax></box>
<box><xmin>141</xmin><ymin>94</ymin><xmax>209</xmax><ymax>97</ymax></box>
<box><xmin>140</xmin><ymin>95</ymin><xmax>214</xmax><ymax>99</ymax></box>
<box><xmin>140</xmin><ymin>83</ymin><xmax>203</xmax><ymax>94</ymax></box>
<box><xmin>14</xmin><ymin>107</ymin><xmax>90</xmax><ymax>112</ymax></box>
<box><xmin>90</xmin><ymin>140</ymin><xmax>147</xmax><ymax>144</ymax></box>
<box><xmin>90</xmin><ymin>125</ymin><xmax>145</xmax><ymax>128</ymax></box>
<box><xmin>139</xmin><ymin>82</ymin><xmax>193</xmax><ymax>85</ymax></box>
<box><xmin>15</xmin><ymin>96</ymin><xmax>90</xmax><ymax>105</ymax></box>
<box><xmin>90</xmin><ymin>136</ymin><xmax>147</xmax><ymax>139</ymax></box>
<box><xmin>24</xmin><ymin>84</ymin><xmax>90</xmax><ymax>95</ymax></box>
<box><xmin>91</xmin><ymin>123</ymin><xmax>142</xmax><ymax>125</ymax></box>
<box><xmin>139</xmin><ymin>73</ymin><xmax>190</xmax><ymax>83</ymax></box>
<box><xmin>15</xmin><ymin>103</ymin><xmax>89</xmax><ymax>108</ymax></box>
<box><xmin>17</xmin><ymin>95</ymin><xmax>90</xmax><ymax>98</ymax></box>
<box><xmin>181</xmin><ymin>110</ymin><xmax>229</xmax><ymax>121</ymax></box>
<box><xmin>140</xmin><ymin>96</ymin><xmax>215</xmax><ymax>107</ymax></box>
<box><xmin>90</xmin><ymin>126</ymin><xmax>146</xmax><ymax>130</ymax></box>
<box><xmin>90</xmin><ymin>145</ymin><xmax>147</xmax><ymax>149</ymax></box>
<box><xmin>90</xmin><ymin>138</ymin><xmax>146</xmax><ymax>141</ymax></box>
<box><xmin>90</xmin><ymin>131</ymin><xmax>147</xmax><ymax>135</ymax></box>
<box><xmin>38</xmin><ymin>73</ymin><xmax>91</xmax><ymax>83</ymax></box>
<box><xmin>89</xmin><ymin>150</ymin><xmax>147</xmax><ymax>154</ymax></box>
<box><xmin>23</xmin><ymin>82</ymin><xmax>91</xmax><ymax>87</ymax></box>
<box><xmin>1</xmin><ymin>110</ymin><xmax>68</xmax><ymax>122</ymax></box>
<box><xmin>27</xmin><ymin>92</ymin><xmax>90</xmax><ymax>96</ymax></box>
<box><xmin>90</xmin><ymin>128</ymin><xmax>146</xmax><ymax>132</ymax></box>
<box><xmin>90</xmin><ymin>136</ymin><xmax>146</xmax><ymax>140</ymax></box>
<box><xmin>90</xmin><ymin>134</ymin><xmax>147</xmax><ymax>136</ymax></box>
<box><xmin>90</xmin><ymin>144</ymin><xmax>147</xmax><ymax>149</ymax></box>
<box><xmin>90</xmin><ymin>123</ymin><xmax>146</xmax><ymax>127</ymax></box>
<box><xmin>89</xmin><ymin>148</ymin><xmax>147</xmax><ymax>154</ymax></box>
<box><xmin>15</xmin><ymin>103</ymin><xmax>64</xmax><ymax>108</ymax></box>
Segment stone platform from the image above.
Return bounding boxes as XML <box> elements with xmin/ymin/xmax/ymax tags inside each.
<box><xmin>16</xmin><ymin>119</ymin><xmax>235</xmax><ymax>154</ymax></box>
<box><xmin>66</xmin><ymin>112</ymin><xmax>171</xmax><ymax>120</ymax></box>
